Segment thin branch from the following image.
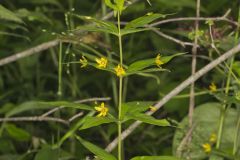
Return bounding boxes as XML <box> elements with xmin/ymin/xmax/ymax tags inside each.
<box><xmin>0</xmin><ymin>116</ymin><xmax>69</xmax><ymax>125</ymax></box>
<box><xmin>150</xmin><ymin>10</ymin><xmax>238</xmax><ymax>27</ymax></box>
<box><xmin>151</xmin><ymin>28</ymin><xmax>195</xmax><ymax>47</ymax></box>
<box><xmin>75</xmin><ymin>97</ymin><xmax>111</xmax><ymax>103</ymax></box>
<box><xmin>0</xmin><ymin>40</ymin><xmax>59</xmax><ymax>66</ymax></box>
<box><xmin>41</xmin><ymin>106</ymin><xmax>65</xmax><ymax>118</ymax></box>
<box><xmin>105</xmin><ymin>42</ymin><xmax>240</xmax><ymax>152</ymax></box>
<box><xmin>68</xmin><ymin>112</ymin><xmax>84</xmax><ymax>122</ymax></box>
<box><xmin>176</xmin><ymin>123</ymin><xmax>196</xmax><ymax>157</ymax></box>
<box><xmin>188</xmin><ymin>0</ymin><xmax>200</xmax><ymax>143</ymax></box>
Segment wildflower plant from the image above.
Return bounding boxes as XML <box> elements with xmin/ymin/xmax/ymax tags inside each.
<box><xmin>56</xmin><ymin>0</ymin><xmax>184</xmax><ymax>159</ymax></box>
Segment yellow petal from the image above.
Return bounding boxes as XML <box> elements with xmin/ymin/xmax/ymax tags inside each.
<box><xmin>95</xmin><ymin>107</ymin><xmax>102</xmax><ymax>111</ymax></box>
<box><xmin>97</xmin><ymin>112</ymin><xmax>103</xmax><ymax>117</ymax></box>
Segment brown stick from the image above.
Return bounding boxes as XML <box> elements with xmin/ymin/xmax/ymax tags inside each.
<box><xmin>0</xmin><ymin>116</ymin><xmax>69</xmax><ymax>125</ymax></box>
<box><xmin>105</xmin><ymin>42</ymin><xmax>240</xmax><ymax>152</ymax></box>
<box><xmin>0</xmin><ymin>40</ymin><xmax>59</xmax><ymax>66</ymax></box>
<box><xmin>151</xmin><ymin>28</ymin><xmax>195</xmax><ymax>47</ymax></box>
<box><xmin>188</xmin><ymin>0</ymin><xmax>200</xmax><ymax>138</ymax></box>
<box><xmin>150</xmin><ymin>10</ymin><xmax>237</xmax><ymax>27</ymax></box>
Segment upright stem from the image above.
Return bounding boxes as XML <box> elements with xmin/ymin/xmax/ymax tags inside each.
<box><xmin>117</xmin><ymin>11</ymin><xmax>123</xmax><ymax>160</ymax></box>
<box><xmin>233</xmin><ymin>111</ymin><xmax>240</xmax><ymax>155</ymax></box>
<box><xmin>216</xmin><ymin>6</ymin><xmax>240</xmax><ymax>149</ymax></box>
<box><xmin>58</xmin><ymin>42</ymin><xmax>63</xmax><ymax>97</ymax></box>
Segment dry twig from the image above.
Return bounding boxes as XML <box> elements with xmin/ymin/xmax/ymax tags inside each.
<box><xmin>0</xmin><ymin>40</ymin><xmax>59</xmax><ymax>66</ymax></box>
<box><xmin>188</xmin><ymin>0</ymin><xmax>200</xmax><ymax>141</ymax></box>
<box><xmin>150</xmin><ymin>9</ymin><xmax>237</xmax><ymax>27</ymax></box>
<box><xmin>0</xmin><ymin>116</ymin><xmax>69</xmax><ymax>125</ymax></box>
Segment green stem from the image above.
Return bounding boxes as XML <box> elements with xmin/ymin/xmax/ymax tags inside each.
<box><xmin>233</xmin><ymin>5</ymin><xmax>240</xmax><ymax>155</ymax></box>
<box><xmin>216</xmin><ymin>4</ymin><xmax>240</xmax><ymax>149</ymax></box>
<box><xmin>118</xmin><ymin>77</ymin><xmax>123</xmax><ymax>160</ymax></box>
<box><xmin>58</xmin><ymin>42</ymin><xmax>63</xmax><ymax>97</ymax></box>
<box><xmin>216</xmin><ymin>107</ymin><xmax>226</xmax><ymax>148</ymax></box>
<box><xmin>233</xmin><ymin>111</ymin><xmax>240</xmax><ymax>155</ymax></box>
<box><xmin>117</xmin><ymin>11</ymin><xmax>123</xmax><ymax>160</ymax></box>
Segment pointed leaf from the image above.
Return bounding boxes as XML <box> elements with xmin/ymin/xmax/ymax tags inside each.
<box><xmin>161</xmin><ymin>52</ymin><xmax>186</xmax><ymax>64</ymax></box>
<box><xmin>127</xmin><ymin>113</ymin><xmax>170</xmax><ymax>127</ymax></box>
<box><xmin>121</xmin><ymin>28</ymin><xmax>150</xmax><ymax>36</ymax></box>
<box><xmin>35</xmin><ymin>146</ymin><xmax>58</xmax><ymax>160</ymax></box>
<box><xmin>0</xmin><ymin>5</ymin><xmax>23</xmax><ymax>23</ymax></box>
<box><xmin>56</xmin><ymin>112</ymin><xmax>95</xmax><ymax>147</ymax></box>
<box><xmin>121</xmin><ymin>101</ymin><xmax>154</xmax><ymax>120</ymax></box>
<box><xmin>104</xmin><ymin>0</ymin><xmax>118</xmax><ymax>10</ymax></box>
<box><xmin>75</xmin><ymin>136</ymin><xmax>117</xmax><ymax>160</ymax></box>
<box><xmin>5</xmin><ymin>124</ymin><xmax>30</xmax><ymax>141</ymax></box>
<box><xmin>115</xmin><ymin>0</ymin><xmax>125</xmax><ymax>13</ymax></box>
<box><xmin>125</xmin><ymin>13</ymin><xmax>165</xmax><ymax>29</ymax></box>
<box><xmin>127</xmin><ymin>59</ymin><xmax>155</xmax><ymax>73</ymax></box>
<box><xmin>80</xmin><ymin>116</ymin><xmax>116</xmax><ymax>130</ymax></box>
<box><xmin>72</xmin><ymin>14</ymin><xmax>118</xmax><ymax>36</ymax></box>
<box><xmin>127</xmin><ymin>52</ymin><xmax>186</xmax><ymax>73</ymax></box>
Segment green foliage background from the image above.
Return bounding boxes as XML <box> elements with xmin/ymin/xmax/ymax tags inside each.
<box><xmin>0</xmin><ymin>0</ymin><xmax>240</xmax><ymax>159</ymax></box>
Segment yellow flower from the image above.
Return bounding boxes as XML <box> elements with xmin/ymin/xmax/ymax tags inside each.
<box><xmin>202</xmin><ymin>143</ymin><xmax>211</xmax><ymax>153</ymax></box>
<box><xmin>149</xmin><ymin>106</ymin><xmax>157</xmax><ymax>112</ymax></box>
<box><xmin>95</xmin><ymin>57</ymin><xmax>108</xmax><ymax>68</ymax></box>
<box><xmin>155</xmin><ymin>54</ymin><xmax>164</xmax><ymax>67</ymax></box>
<box><xmin>209</xmin><ymin>82</ymin><xmax>217</xmax><ymax>92</ymax></box>
<box><xmin>79</xmin><ymin>56</ymin><xmax>88</xmax><ymax>68</ymax></box>
<box><xmin>94</xmin><ymin>102</ymin><xmax>109</xmax><ymax>117</ymax></box>
<box><xmin>114</xmin><ymin>64</ymin><xmax>125</xmax><ymax>77</ymax></box>
<box><xmin>209</xmin><ymin>133</ymin><xmax>217</xmax><ymax>143</ymax></box>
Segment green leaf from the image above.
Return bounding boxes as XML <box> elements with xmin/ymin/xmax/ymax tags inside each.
<box><xmin>104</xmin><ymin>0</ymin><xmax>125</xmax><ymax>14</ymax></box>
<box><xmin>75</xmin><ymin>136</ymin><xmax>117</xmax><ymax>160</ymax></box>
<box><xmin>121</xmin><ymin>101</ymin><xmax>154</xmax><ymax>120</ymax></box>
<box><xmin>127</xmin><ymin>59</ymin><xmax>155</xmax><ymax>73</ymax></box>
<box><xmin>35</xmin><ymin>145</ymin><xmax>74</xmax><ymax>160</ymax></box>
<box><xmin>115</xmin><ymin>0</ymin><xmax>125</xmax><ymax>13</ymax></box>
<box><xmin>130</xmin><ymin>156</ymin><xmax>181</xmax><ymax>160</ymax></box>
<box><xmin>127</xmin><ymin>113</ymin><xmax>170</xmax><ymax>127</ymax></box>
<box><xmin>173</xmin><ymin>103</ymin><xmax>240</xmax><ymax>159</ymax></box>
<box><xmin>127</xmin><ymin>52</ymin><xmax>186</xmax><ymax>73</ymax></box>
<box><xmin>0</xmin><ymin>31</ymin><xmax>30</xmax><ymax>41</ymax></box>
<box><xmin>39</xmin><ymin>101</ymin><xmax>93</xmax><ymax>110</ymax></box>
<box><xmin>72</xmin><ymin>14</ymin><xmax>118</xmax><ymax>36</ymax></box>
<box><xmin>104</xmin><ymin>0</ymin><xmax>118</xmax><ymax>10</ymax></box>
<box><xmin>125</xmin><ymin>13</ymin><xmax>165</xmax><ymax>29</ymax></box>
<box><xmin>161</xmin><ymin>52</ymin><xmax>186</xmax><ymax>63</ymax></box>
<box><xmin>80</xmin><ymin>116</ymin><xmax>116</xmax><ymax>130</ymax></box>
<box><xmin>56</xmin><ymin>112</ymin><xmax>95</xmax><ymax>147</ymax></box>
<box><xmin>121</xmin><ymin>28</ymin><xmax>151</xmax><ymax>36</ymax></box>
<box><xmin>0</xmin><ymin>5</ymin><xmax>23</xmax><ymax>23</ymax></box>
<box><xmin>6</xmin><ymin>101</ymin><xmax>93</xmax><ymax>117</ymax></box>
<box><xmin>34</xmin><ymin>146</ymin><xmax>58</xmax><ymax>160</ymax></box>
<box><xmin>17</xmin><ymin>9</ymin><xmax>52</xmax><ymax>24</ymax></box>
<box><xmin>5</xmin><ymin>124</ymin><xmax>30</xmax><ymax>141</ymax></box>
<box><xmin>233</xmin><ymin>61</ymin><xmax>240</xmax><ymax>77</ymax></box>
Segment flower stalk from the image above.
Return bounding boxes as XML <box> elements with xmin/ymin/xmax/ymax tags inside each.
<box><xmin>117</xmin><ymin>11</ymin><xmax>123</xmax><ymax>160</ymax></box>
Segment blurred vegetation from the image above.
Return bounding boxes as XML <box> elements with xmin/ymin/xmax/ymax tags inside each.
<box><xmin>0</xmin><ymin>0</ymin><xmax>240</xmax><ymax>160</ymax></box>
